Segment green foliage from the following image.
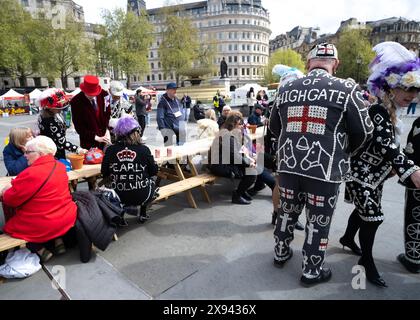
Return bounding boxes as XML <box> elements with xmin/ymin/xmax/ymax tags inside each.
<box><xmin>100</xmin><ymin>8</ymin><xmax>153</xmax><ymax>87</ymax></box>
<box><xmin>336</xmin><ymin>28</ymin><xmax>375</xmax><ymax>83</ymax></box>
<box><xmin>158</xmin><ymin>9</ymin><xmax>201</xmax><ymax>85</ymax></box>
<box><xmin>0</xmin><ymin>0</ymin><xmax>52</xmax><ymax>86</ymax></box>
<box><xmin>45</xmin><ymin>14</ymin><xmax>95</xmax><ymax>89</ymax></box>
<box><xmin>264</xmin><ymin>49</ymin><xmax>306</xmax><ymax>85</ymax></box>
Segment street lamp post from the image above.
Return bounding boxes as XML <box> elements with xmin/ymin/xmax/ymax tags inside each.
<box><xmin>356</xmin><ymin>55</ymin><xmax>362</xmax><ymax>84</ymax></box>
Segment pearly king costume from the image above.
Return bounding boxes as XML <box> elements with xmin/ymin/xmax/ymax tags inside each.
<box><xmin>269</xmin><ymin>43</ymin><xmax>374</xmax><ymax>281</ymax></box>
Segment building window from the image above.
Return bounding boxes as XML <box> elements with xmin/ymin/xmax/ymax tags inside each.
<box><xmin>147</xmin><ymin>75</ymin><xmax>150</xmax><ymax>81</ymax></box>
<box><xmin>228</xmin><ymin>69</ymin><xmax>232</xmax><ymax>76</ymax></box>
<box><xmin>229</xmin><ymin>19</ymin><xmax>232</xmax><ymax>24</ymax></box>
<box><xmin>21</xmin><ymin>0</ymin><xmax>29</xmax><ymax>6</ymax></box>
<box><xmin>242</xmin><ymin>44</ymin><xmax>246</xmax><ymax>51</ymax></box>
<box><xmin>152</xmin><ymin>75</ymin><xmax>155</xmax><ymax>81</ymax></box>
<box><xmin>247</xmin><ymin>56</ymin><xmax>250</xmax><ymax>63</ymax></box>
<box><xmin>241</xmin><ymin>68</ymin><xmax>245</xmax><ymax>76</ymax></box>
<box><xmin>234</xmin><ymin>68</ymin><xmax>238</xmax><ymax>76</ymax></box>
<box><xmin>234</xmin><ymin>44</ymin><xmax>238</xmax><ymax>51</ymax></box>
<box><xmin>246</xmin><ymin>68</ymin><xmax>250</xmax><ymax>76</ymax></box>
<box><xmin>158</xmin><ymin>62</ymin><xmax>161</xmax><ymax>68</ymax></box>
<box><xmin>150</xmin><ymin>51</ymin><xmax>154</xmax><ymax>58</ymax></box>
<box><xmin>229</xmin><ymin>44</ymin><xmax>232</xmax><ymax>51</ymax></box>
<box><xmin>242</xmin><ymin>56</ymin><xmax>246</xmax><ymax>63</ymax></box>
<box><xmin>234</xmin><ymin>56</ymin><xmax>238</xmax><ymax>63</ymax></box>
<box><xmin>158</xmin><ymin>74</ymin><xmax>162</xmax><ymax>81</ymax></box>
<box><xmin>228</xmin><ymin>56</ymin><xmax>232</xmax><ymax>63</ymax></box>
<box><xmin>151</xmin><ymin>63</ymin><xmax>154</xmax><ymax>69</ymax></box>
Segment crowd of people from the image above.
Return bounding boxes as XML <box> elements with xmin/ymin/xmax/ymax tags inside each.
<box><xmin>1</xmin><ymin>40</ymin><xmax>420</xmax><ymax>291</ymax></box>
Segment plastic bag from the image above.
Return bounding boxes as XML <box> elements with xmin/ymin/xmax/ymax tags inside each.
<box><xmin>84</xmin><ymin>148</ymin><xmax>104</xmax><ymax>165</ymax></box>
<box><xmin>0</xmin><ymin>248</ymin><xmax>41</xmax><ymax>279</ymax></box>
<box><xmin>58</xmin><ymin>159</ymin><xmax>72</xmax><ymax>172</ymax></box>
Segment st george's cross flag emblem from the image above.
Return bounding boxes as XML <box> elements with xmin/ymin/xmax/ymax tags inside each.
<box><xmin>286</xmin><ymin>105</ymin><xmax>328</xmax><ymax>135</ymax></box>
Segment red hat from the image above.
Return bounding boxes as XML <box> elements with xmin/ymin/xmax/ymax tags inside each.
<box><xmin>80</xmin><ymin>75</ymin><xmax>102</xmax><ymax>96</ymax></box>
<box><xmin>39</xmin><ymin>88</ymin><xmax>69</xmax><ymax>110</ymax></box>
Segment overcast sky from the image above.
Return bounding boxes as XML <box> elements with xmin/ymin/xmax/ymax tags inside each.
<box><xmin>75</xmin><ymin>0</ymin><xmax>420</xmax><ymax>38</ymax></box>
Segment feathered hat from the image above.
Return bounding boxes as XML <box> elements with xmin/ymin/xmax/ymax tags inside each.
<box><xmin>38</xmin><ymin>88</ymin><xmax>69</xmax><ymax>110</ymax></box>
<box><xmin>368</xmin><ymin>41</ymin><xmax>420</xmax><ymax>96</ymax></box>
<box><xmin>272</xmin><ymin>64</ymin><xmax>304</xmax><ymax>86</ymax></box>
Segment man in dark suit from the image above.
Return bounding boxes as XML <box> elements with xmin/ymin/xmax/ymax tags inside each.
<box><xmin>70</xmin><ymin>75</ymin><xmax>111</xmax><ymax>150</ymax></box>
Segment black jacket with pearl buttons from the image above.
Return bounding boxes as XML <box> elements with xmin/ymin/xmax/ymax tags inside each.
<box><xmin>38</xmin><ymin>113</ymin><xmax>79</xmax><ymax>160</ymax></box>
<box><xmin>350</xmin><ymin>103</ymin><xmax>419</xmax><ymax>189</ymax></box>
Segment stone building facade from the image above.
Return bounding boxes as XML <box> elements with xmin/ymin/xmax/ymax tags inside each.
<box><xmin>128</xmin><ymin>0</ymin><xmax>271</xmax><ymax>89</ymax></box>
<box><xmin>1</xmin><ymin>0</ymin><xmax>99</xmax><ymax>91</ymax></box>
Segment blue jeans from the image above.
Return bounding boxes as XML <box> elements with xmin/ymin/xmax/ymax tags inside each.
<box><xmin>255</xmin><ymin>168</ymin><xmax>276</xmax><ymax>190</ymax></box>
<box><xmin>407</xmin><ymin>103</ymin><xmax>417</xmax><ymax>115</ymax></box>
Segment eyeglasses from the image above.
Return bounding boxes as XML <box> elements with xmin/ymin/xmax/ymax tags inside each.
<box><xmin>24</xmin><ymin>150</ymin><xmax>38</xmax><ymax>155</ymax></box>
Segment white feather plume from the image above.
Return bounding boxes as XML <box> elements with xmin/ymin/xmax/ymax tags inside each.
<box><xmin>369</xmin><ymin>42</ymin><xmax>417</xmax><ymax>81</ymax></box>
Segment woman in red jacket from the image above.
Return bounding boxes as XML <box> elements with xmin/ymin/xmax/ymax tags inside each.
<box><xmin>0</xmin><ymin>136</ymin><xmax>77</xmax><ymax>262</ymax></box>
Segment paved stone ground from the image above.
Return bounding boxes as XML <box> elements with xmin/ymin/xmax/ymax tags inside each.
<box><xmin>1</xmin><ymin>111</ymin><xmax>420</xmax><ymax>300</ymax></box>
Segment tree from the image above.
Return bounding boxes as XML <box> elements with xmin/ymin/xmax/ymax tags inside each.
<box><xmin>44</xmin><ymin>15</ymin><xmax>95</xmax><ymax>90</ymax></box>
<box><xmin>183</xmin><ymin>39</ymin><xmax>218</xmax><ymax>82</ymax></box>
<box><xmin>336</xmin><ymin>28</ymin><xmax>375</xmax><ymax>84</ymax></box>
<box><xmin>101</xmin><ymin>8</ymin><xmax>153</xmax><ymax>88</ymax></box>
<box><xmin>158</xmin><ymin>10</ymin><xmax>200</xmax><ymax>86</ymax></box>
<box><xmin>264</xmin><ymin>49</ymin><xmax>306</xmax><ymax>85</ymax></box>
<box><xmin>0</xmin><ymin>0</ymin><xmax>52</xmax><ymax>86</ymax></box>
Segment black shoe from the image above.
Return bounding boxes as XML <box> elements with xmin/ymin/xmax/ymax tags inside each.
<box><xmin>295</xmin><ymin>220</ymin><xmax>304</xmax><ymax>231</ymax></box>
<box><xmin>242</xmin><ymin>191</ymin><xmax>253</xmax><ymax>201</ymax></box>
<box><xmin>300</xmin><ymin>268</ymin><xmax>332</xmax><ymax>287</ymax></box>
<box><xmin>232</xmin><ymin>192</ymin><xmax>251</xmax><ymax>205</ymax></box>
<box><xmin>274</xmin><ymin>249</ymin><xmax>293</xmax><ymax>268</ymax></box>
<box><xmin>358</xmin><ymin>258</ymin><xmax>387</xmax><ymax>288</ymax></box>
<box><xmin>137</xmin><ymin>213</ymin><xmax>150</xmax><ymax>224</ymax></box>
<box><xmin>397</xmin><ymin>253</ymin><xmax>420</xmax><ymax>274</ymax></box>
<box><xmin>339</xmin><ymin>237</ymin><xmax>362</xmax><ymax>256</ymax></box>
<box><xmin>271</xmin><ymin>211</ymin><xmax>278</xmax><ymax>225</ymax></box>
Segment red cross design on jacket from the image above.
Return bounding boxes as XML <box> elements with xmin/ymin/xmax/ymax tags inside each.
<box><xmin>280</xmin><ymin>188</ymin><xmax>294</xmax><ymax>200</ymax></box>
<box><xmin>287</xmin><ymin>105</ymin><xmax>328</xmax><ymax>135</ymax></box>
<box><xmin>307</xmin><ymin>193</ymin><xmax>325</xmax><ymax>207</ymax></box>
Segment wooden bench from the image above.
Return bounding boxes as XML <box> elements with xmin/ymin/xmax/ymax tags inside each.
<box><xmin>0</xmin><ymin>234</ymin><xmax>27</xmax><ymax>253</ymax></box>
<box><xmin>153</xmin><ymin>173</ymin><xmax>217</xmax><ymax>206</ymax></box>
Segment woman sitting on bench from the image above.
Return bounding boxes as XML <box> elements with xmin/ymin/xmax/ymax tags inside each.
<box><xmin>209</xmin><ymin>111</ymin><xmax>258</xmax><ymax>205</ymax></box>
<box><xmin>101</xmin><ymin>116</ymin><xmax>159</xmax><ymax>223</ymax></box>
<box><xmin>3</xmin><ymin>127</ymin><xmax>33</xmax><ymax>176</ymax></box>
<box><xmin>0</xmin><ymin>136</ymin><xmax>77</xmax><ymax>263</ymax></box>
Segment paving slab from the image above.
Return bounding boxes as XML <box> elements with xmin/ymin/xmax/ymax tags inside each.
<box><xmin>42</xmin><ymin>249</ymin><xmax>151</xmax><ymax>300</ymax></box>
<box><xmin>0</xmin><ymin>269</ymin><xmax>62</xmax><ymax>300</ymax></box>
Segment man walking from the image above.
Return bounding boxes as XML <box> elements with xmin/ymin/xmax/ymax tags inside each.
<box><xmin>135</xmin><ymin>89</ymin><xmax>147</xmax><ymax>137</ymax></box>
<box><xmin>269</xmin><ymin>43</ymin><xmax>373</xmax><ymax>286</ymax></box>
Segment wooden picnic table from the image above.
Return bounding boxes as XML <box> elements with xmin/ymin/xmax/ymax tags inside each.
<box><xmin>0</xmin><ymin>127</ymin><xmax>265</xmax><ymax>204</ymax></box>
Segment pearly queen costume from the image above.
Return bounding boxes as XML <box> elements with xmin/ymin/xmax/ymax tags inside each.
<box><xmin>269</xmin><ymin>45</ymin><xmax>373</xmax><ymax>280</ymax></box>
<box><xmin>344</xmin><ymin>103</ymin><xmax>419</xmax><ymax>223</ymax></box>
